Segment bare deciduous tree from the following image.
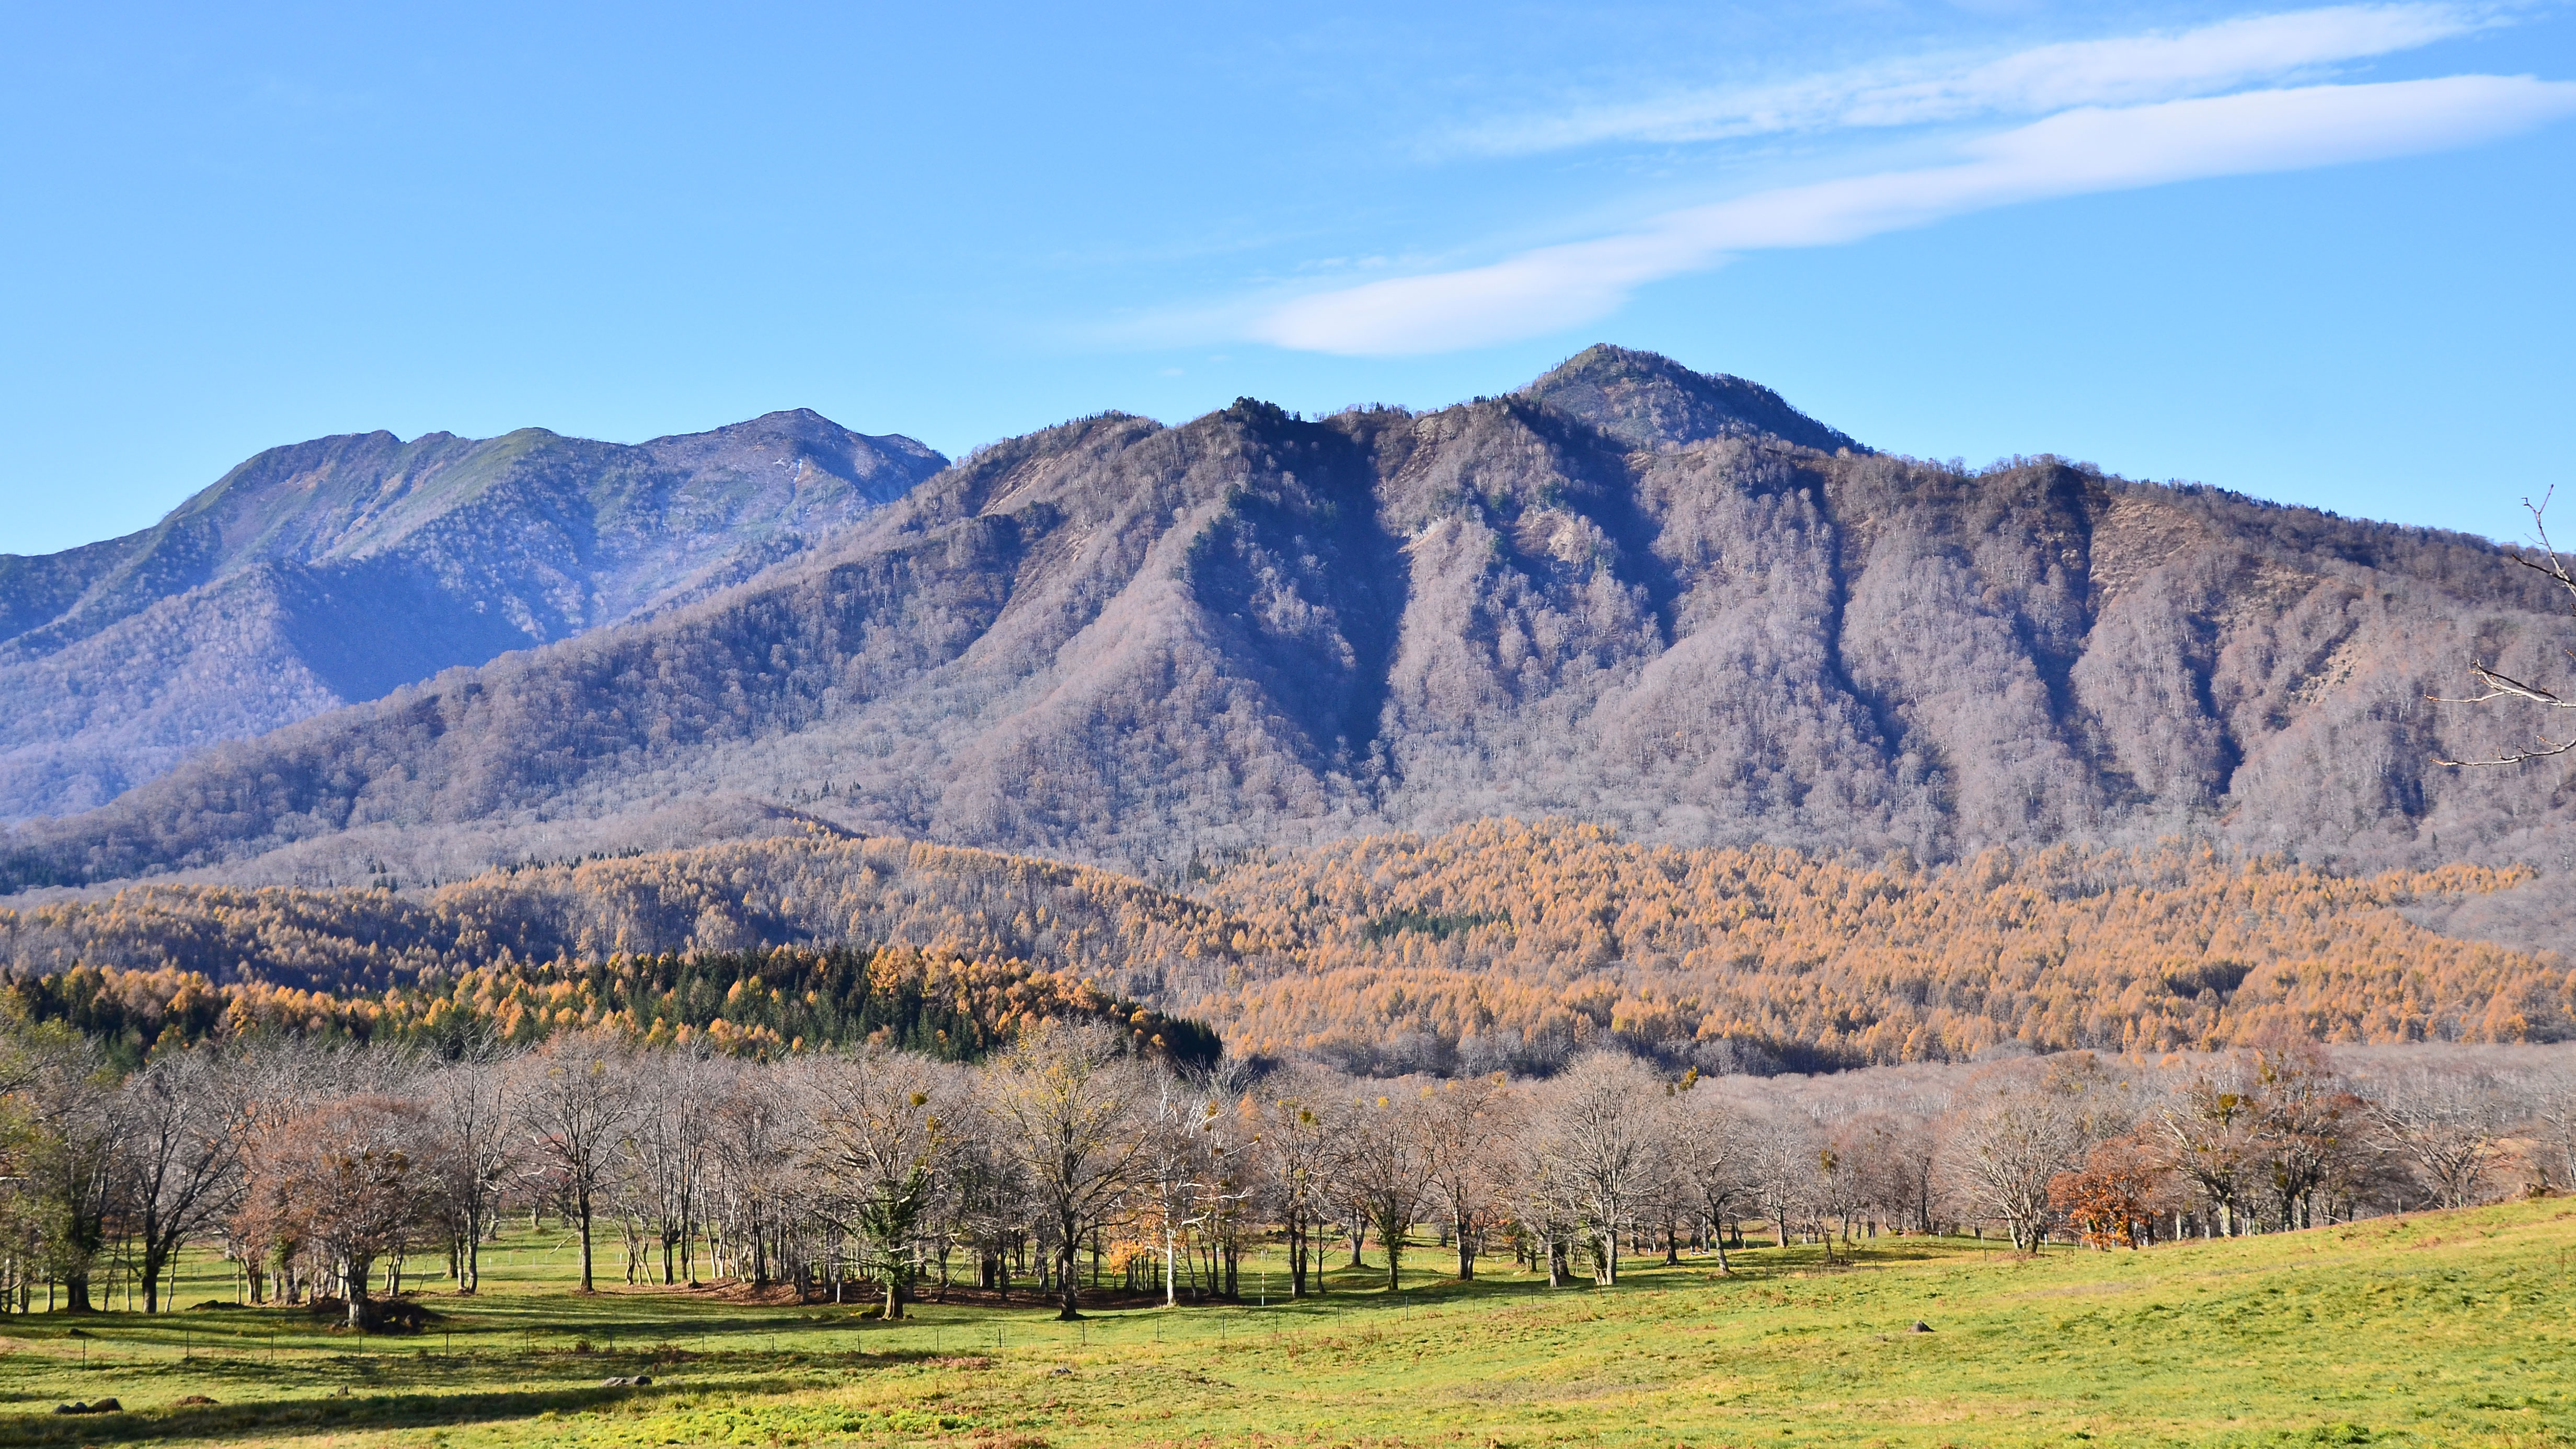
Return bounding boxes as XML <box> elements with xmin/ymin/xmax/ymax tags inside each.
<box><xmin>622</xmin><ymin>1048</ymin><xmax>718</xmax><ymax>1286</ymax></box>
<box><xmin>1668</xmin><ymin>1080</ymin><xmax>1753</xmax><ymax>1272</ymax></box>
<box><xmin>980</xmin><ymin>1020</ymin><xmax>1147</xmax><ymax>1320</ymax></box>
<box><xmin>422</xmin><ymin>1048</ymin><xmax>522</xmax><ymax>1294</ymax></box>
<box><xmin>2533</xmin><ymin>1064</ymin><xmax>2576</xmax><ymax>1193</ymax></box>
<box><xmin>1338</xmin><ymin>1086</ymin><xmax>1436</xmax><ymax>1292</ymax></box>
<box><xmin>1138</xmin><ymin>1059</ymin><xmax>1256</xmax><ymax>1303</ymax></box>
<box><xmin>1253</xmin><ymin>1070</ymin><xmax>1346</xmax><ymax>1297</ymax></box>
<box><xmin>1530</xmin><ymin>1052</ymin><xmax>1664</xmax><ymax>1286</ymax></box>
<box><xmin>1419</xmin><ymin>1074</ymin><xmax>1512</xmax><ymax>1281</ymax></box>
<box><xmin>2367</xmin><ymin>1063</ymin><xmax>2516</xmax><ymax>1209</ymax></box>
<box><xmin>812</xmin><ymin>1046</ymin><xmax>945</xmax><ymax>1319</ymax></box>
<box><xmin>1944</xmin><ymin>1069</ymin><xmax>2084</xmax><ymax>1252</ymax></box>
<box><xmin>1740</xmin><ymin>1105</ymin><xmax>1818</xmax><ymax>1255</ymax></box>
<box><xmin>2154</xmin><ymin>1063</ymin><xmax>2260</xmax><ymax>1237</ymax></box>
<box><xmin>121</xmin><ymin>1046</ymin><xmax>246</xmax><ymax>1312</ymax></box>
<box><xmin>519</xmin><ymin>1032</ymin><xmax>639</xmax><ymax>1293</ymax></box>
<box><xmin>2246</xmin><ymin>1044</ymin><xmax>2362</xmax><ymax>1232</ymax></box>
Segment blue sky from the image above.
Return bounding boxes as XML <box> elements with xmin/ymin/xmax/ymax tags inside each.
<box><xmin>3</xmin><ymin>1</ymin><xmax>2571</xmax><ymax>554</ymax></box>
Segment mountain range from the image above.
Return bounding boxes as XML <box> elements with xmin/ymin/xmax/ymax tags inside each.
<box><xmin>0</xmin><ymin>412</ymin><xmax>945</xmax><ymax>821</ymax></box>
<box><xmin>3</xmin><ymin>345</ymin><xmax>2569</xmax><ymax>914</ymax></box>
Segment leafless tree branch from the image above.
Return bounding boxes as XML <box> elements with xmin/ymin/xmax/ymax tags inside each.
<box><xmin>2434</xmin><ymin>490</ymin><xmax>2576</xmax><ymax>767</ymax></box>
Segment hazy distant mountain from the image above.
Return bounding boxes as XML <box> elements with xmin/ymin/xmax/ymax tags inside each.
<box><xmin>4</xmin><ymin>344</ymin><xmax>2568</xmax><ymax>897</ymax></box>
<box><xmin>0</xmin><ymin>411</ymin><xmax>945</xmax><ymax>820</ymax></box>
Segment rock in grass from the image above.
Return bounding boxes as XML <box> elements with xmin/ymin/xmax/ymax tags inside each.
<box><xmin>600</xmin><ymin>1375</ymin><xmax>653</xmax><ymax>1387</ymax></box>
<box><xmin>51</xmin><ymin>1398</ymin><xmax>122</xmax><ymax>1414</ymax></box>
<box><xmin>171</xmin><ymin>1395</ymin><xmax>218</xmax><ymax>1406</ymax></box>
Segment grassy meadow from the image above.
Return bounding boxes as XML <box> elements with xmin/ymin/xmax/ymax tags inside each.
<box><xmin>0</xmin><ymin>1200</ymin><xmax>2570</xmax><ymax>1448</ymax></box>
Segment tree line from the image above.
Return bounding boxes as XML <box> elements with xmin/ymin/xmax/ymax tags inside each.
<box><xmin>1203</xmin><ymin>823</ymin><xmax>2567</xmax><ymax>1069</ymax></box>
<box><xmin>5</xmin><ymin>825</ymin><xmax>2564</xmax><ymax>1076</ymax></box>
<box><xmin>1</xmin><ymin>1014</ymin><xmax>2567</xmax><ymax>1332</ymax></box>
<box><xmin>0</xmin><ymin>941</ymin><xmax>1217</xmax><ymax>1074</ymax></box>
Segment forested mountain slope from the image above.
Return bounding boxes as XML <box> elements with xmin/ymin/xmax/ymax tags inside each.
<box><xmin>2</xmin><ymin>344</ymin><xmax>2568</xmax><ymax>895</ymax></box>
<box><xmin>0</xmin><ymin>828</ymin><xmax>1251</xmax><ymax>998</ymax></box>
<box><xmin>1194</xmin><ymin>819</ymin><xmax>2567</xmax><ymax>1070</ymax></box>
<box><xmin>0</xmin><ymin>411</ymin><xmax>945</xmax><ymax>821</ymax></box>
<box><xmin>0</xmin><ymin>822</ymin><xmax>2559</xmax><ymax>1070</ymax></box>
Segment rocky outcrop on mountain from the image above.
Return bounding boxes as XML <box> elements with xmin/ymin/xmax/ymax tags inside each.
<box><xmin>0</xmin><ymin>412</ymin><xmax>944</xmax><ymax>820</ymax></box>
<box><xmin>3</xmin><ymin>346</ymin><xmax>2568</xmax><ymax>896</ymax></box>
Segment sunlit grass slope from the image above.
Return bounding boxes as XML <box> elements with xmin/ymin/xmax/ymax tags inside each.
<box><xmin>1</xmin><ymin>1199</ymin><xmax>2569</xmax><ymax>1447</ymax></box>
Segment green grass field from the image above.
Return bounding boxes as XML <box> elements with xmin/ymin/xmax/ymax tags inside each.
<box><xmin>1</xmin><ymin>1199</ymin><xmax>2569</xmax><ymax>1447</ymax></box>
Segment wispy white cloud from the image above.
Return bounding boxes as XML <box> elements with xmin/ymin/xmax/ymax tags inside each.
<box><xmin>1448</xmin><ymin>3</ymin><xmax>2493</xmax><ymax>155</ymax></box>
<box><xmin>1256</xmin><ymin>75</ymin><xmax>2576</xmax><ymax>355</ymax></box>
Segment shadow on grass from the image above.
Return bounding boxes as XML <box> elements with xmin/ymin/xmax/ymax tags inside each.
<box><xmin>3</xmin><ymin>1305</ymin><xmax>891</xmax><ymax>1352</ymax></box>
<box><xmin>0</xmin><ymin>1356</ymin><xmax>971</xmax><ymax>1446</ymax></box>
<box><xmin>1250</xmin><ymin>1238</ymin><xmax>1984</xmax><ymax>1316</ymax></box>
<box><xmin>3</xmin><ymin>1383</ymin><xmax>653</xmax><ymax>1446</ymax></box>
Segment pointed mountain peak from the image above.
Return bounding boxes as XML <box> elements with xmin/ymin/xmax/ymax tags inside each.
<box><xmin>649</xmin><ymin>407</ymin><xmax>850</xmax><ymax>448</ymax></box>
<box><xmin>1521</xmin><ymin>344</ymin><xmax>1863</xmax><ymax>455</ymax></box>
<box><xmin>638</xmin><ymin>410</ymin><xmax>947</xmax><ymax>481</ymax></box>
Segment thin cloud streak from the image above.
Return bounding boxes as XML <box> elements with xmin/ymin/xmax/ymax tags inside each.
<box><xmin>1450</xmin><ymin>3</ymin><xmax>2491</xmax><ymax>155</ymax></box>
<box><xmin>1258</xmin><ymin>76</ymin><xmax>2576</xmax><ymax>356</ymax></box>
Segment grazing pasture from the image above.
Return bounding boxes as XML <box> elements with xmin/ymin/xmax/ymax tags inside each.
<box><xmin>1</xmin><ymin>1198</ymin><xmax>2567</xmax><ymax>1448</ymax></box>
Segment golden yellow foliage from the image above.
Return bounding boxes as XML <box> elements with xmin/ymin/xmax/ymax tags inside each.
<box><xmin>1193</xmin><ymin>820</ymin><xmax>2566</xmax><ymax>1065</ymax></box>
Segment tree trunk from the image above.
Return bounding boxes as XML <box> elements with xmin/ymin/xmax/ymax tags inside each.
<box><xmin>576</xmin><ymin>1187</ymin><xmax>596</xmax><ymax>1293</ymax></box>
<box><xmin>346</xmin><ymin>1256</ymin><xmax>374</xmax><ymax>1331</ymax></box>
<box><xmin>1056</xmin><ymin>1236</ymin><xmax>1081</xmax><ymax>1321</ymax></box>
<box><xmin>142</xmin><ymin>1238</ymin><xmax>170</xmax><ymax>1314</ymax></box>
<box><xmin>62</xmin><ymin>1274</ymin><xmax>94</xmax><ymax>1314</ymax></box>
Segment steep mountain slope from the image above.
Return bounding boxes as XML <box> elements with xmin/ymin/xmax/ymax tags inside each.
<box><xmin>2</xmin><ymin>344</ymin><xmax>2568</xmax><ymax>896</ymax></box>
<box><xmin>0</xmin><ymin>411</ymin><xmax>945</xmax><ymax>820</ymax></box>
